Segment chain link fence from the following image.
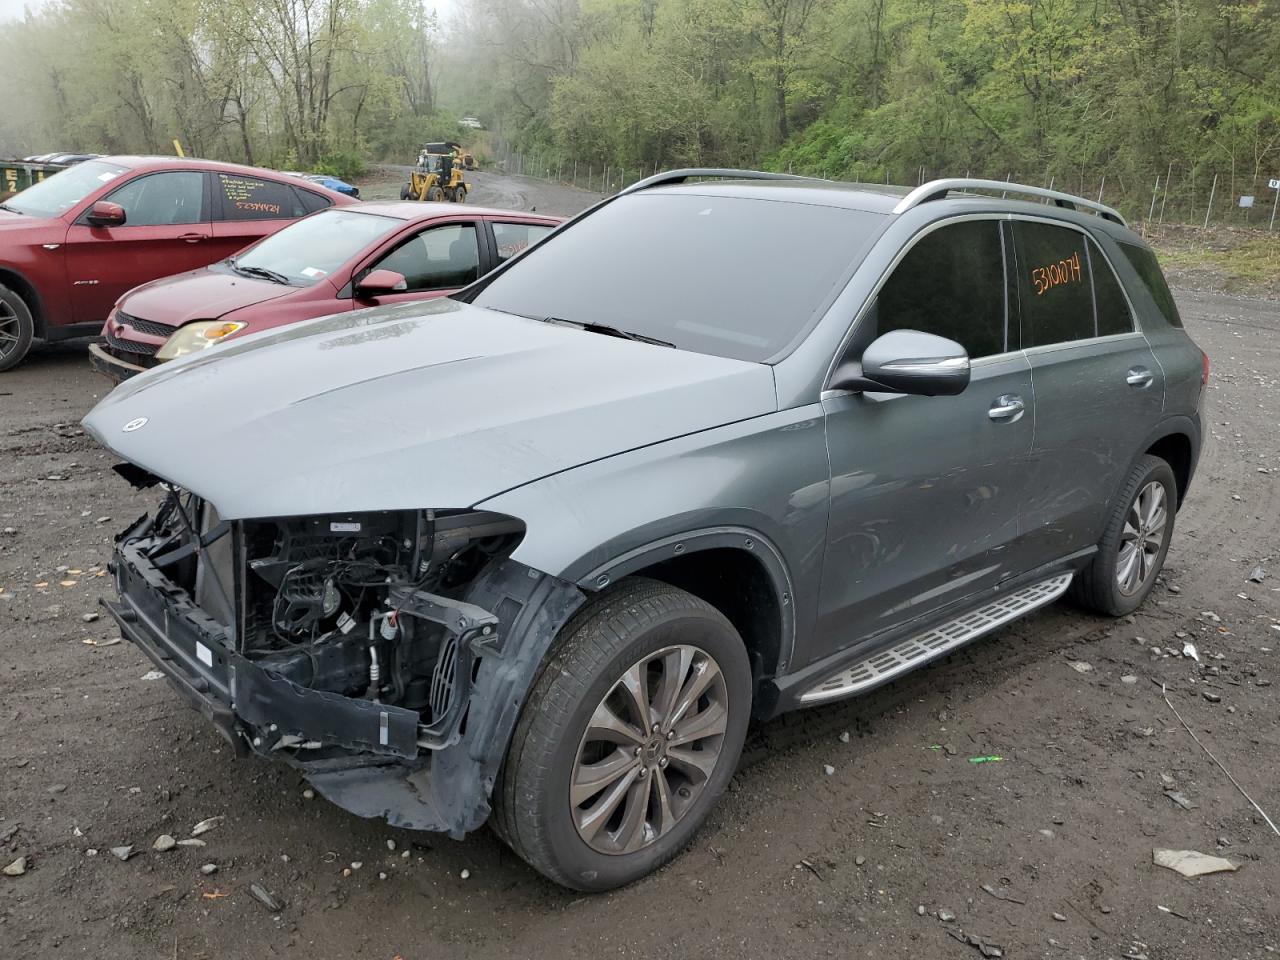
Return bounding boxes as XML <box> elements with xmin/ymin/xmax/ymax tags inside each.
<box><xmin>867</xmin><ymin>164</ymin><xmax>1280</xmax><ymax>235</ymax></box>
<box><xmin>490</xmin><ymin>140</ymin><xmax>659</xmax><ymax>198</ymax></box>
<box><xmin>491</xmin><ymin>138</ymin><xmax>1280</xmax><ymax>235</ymax></box>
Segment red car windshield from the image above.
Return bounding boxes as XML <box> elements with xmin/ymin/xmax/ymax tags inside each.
<box><xmin>2</xmin><ymin>160</ymin><xmax>129</xmax><ymax>218</ymax></box>
<box><xmin>230</xmin><ymin>208</ymin><xmax>402</xmax><ymax>286</ymax></box>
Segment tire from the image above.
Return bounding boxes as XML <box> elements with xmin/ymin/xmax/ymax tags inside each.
<box><xmin>399</xmin><ymin>184</ymin><xmax>411</xmax><ymax>200</ymax></box>
<box><xmin>427</xmin><ymin>186</ymin><xmax>445</xmax><ymax>203</ymax></box>
<box><xmin>492</xmin><ymin>578</ymin><xmax>751</xmax><ymax>891</ymax></box>
<box><xmin>0</xmin><ymin>284</ymin><xmax>35</xmax><ymax>373</ymax></box>
<box><xmin>452</xmin><ymin>185</ymin><xmax>466</xmax><ymax>203</ymax></box>
<box><xmin>1070</xmin><ymin>454</ymin><xmax>1177</xmax><ymax>616</ymax></box>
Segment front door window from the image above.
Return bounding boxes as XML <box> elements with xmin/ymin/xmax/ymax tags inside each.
<box><xmin>369</xmin><ymin>224</ymin><xmax>480</xmax><ymax>291</ymax></box>
<box><xmin>102</xmin><ymin>172</ymin><xmax>205</xmax><ymax>226</ymax></box>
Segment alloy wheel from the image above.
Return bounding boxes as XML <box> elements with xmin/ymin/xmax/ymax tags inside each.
<box><xmin>1117</xmin><ymin>480</ymin><xmax>1167</xmax><ymax>595</ymax></box>
<box><xmin>0</xmin><ymin>300</ymin><xmax>19</xmax><ymax>361</ymax></box>
<box><xmin>571</xmin><ymin>644</ymin><xmax>729</xmax><ymax>855</ymax></box>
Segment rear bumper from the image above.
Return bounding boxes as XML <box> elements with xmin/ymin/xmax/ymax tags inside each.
<box><xmin>89</xmin><ymin>341</ymin><xmax>146</xmax><ymax>384</ymax></box>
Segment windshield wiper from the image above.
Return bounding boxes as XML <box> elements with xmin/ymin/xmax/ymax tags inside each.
<box><xmin>538</xmin><ymin>316</ymin><xmax>674</xmax><ymax>349</ymax></box>
<box><xmin>230</xmin><ymin>260</ymin><xmax>290</xmax><ymax>285</ymax></box>
<box><xmin>0</xmin><ymin>202</ymin><xmax>20</xmax><ymax>214</ymax></box>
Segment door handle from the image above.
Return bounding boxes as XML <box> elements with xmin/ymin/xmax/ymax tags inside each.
<box><xmin>988</xmin><ymin>395</ymin><xmax>1025</xmax><ymax>421</ymax></box>
<box><xmin>1126</xmin><ymin>367</ymin><xmax>1154</xmax><ymax>387</ymax></box>
<box><xmin>177</xmin><ymin>233</ymin><xmax>204</xmax><ymax>243</ymax></box>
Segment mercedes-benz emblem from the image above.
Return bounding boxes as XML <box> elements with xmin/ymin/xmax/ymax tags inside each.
<box><xmin>122</xmin><ymin>417</ymin><xmax>149</xmax><ymax>433</ymax></box>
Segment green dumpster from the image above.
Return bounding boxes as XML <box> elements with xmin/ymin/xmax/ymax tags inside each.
<box><xmin>0</xmin><ymin>161</ymin><xmax>65</xmax><ymax>198</ymax></box>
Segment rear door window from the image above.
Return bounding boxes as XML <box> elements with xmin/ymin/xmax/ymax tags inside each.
<box><xmin>1117</xmin><ymin>241</ymin><xmax>1183</xmax><ymax>328</ymax></box>
<box><xmin>101</xmin><ymin>171</ymin><xmax>205</xmax><ymax>226</ymax></box>
<box><xmin>1013</xmin><ymin>222</ymin><xmax>1096</xmax><ymax>347</ymax></box>
<box><xmin>492</xmin><ymin>221</ymin><xmax>555</xmax><ymax>264</ymax></box>
<box><xmin>874</xmin><ymin>219</ymin><xmax>1007</xmax><ymax>358</ymax></box>
<box><xmin>214</xmin><ymin>173</ymin><xmax>307</xmax><ymax>221</ymax></box>
<box><xmin>369</xmin><ymin>224</ymin><xmax>480</xmax><ymax>291</ymax></box>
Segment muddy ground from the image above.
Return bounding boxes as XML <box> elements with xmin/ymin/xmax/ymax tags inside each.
<box><xmin>2</xmin><ymin>173</ymin><xmax>1278</xmax><ymax>960</ymax></box>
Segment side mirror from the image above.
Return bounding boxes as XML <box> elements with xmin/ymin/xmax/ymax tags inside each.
<box><xmin>830</xmin><ymin>329</ymin><xmax>970</xmax><ymax>397</ymax></box>
<box><xmin>87</xmin><ymin>200</ymin><xmax>126</xmax><ymax>227</ymax></box>
<box><xmin>355</xmin><ymin>269</ymin><xmax>408</xmax><ymax>296</ymax></box>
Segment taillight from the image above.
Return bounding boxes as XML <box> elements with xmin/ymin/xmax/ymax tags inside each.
<box><xmin>1201</xmin><ymin>350</ymin><xmax>1210</xmax><ymax>386</ymax></box>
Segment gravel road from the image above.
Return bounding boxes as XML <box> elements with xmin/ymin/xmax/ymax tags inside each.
<box><xmin>367</xmin><ymin>165</ymin><xmax>605</xmax><ymax>216</ymax></box>
<box><xmin>1</xmin><ymin>173</ymin><xmax>1277</xmax><ymax>959</ymax></box>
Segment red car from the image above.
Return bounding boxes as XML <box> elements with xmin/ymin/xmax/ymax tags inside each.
<box><xmin>0</xmin><ymin>156</ymin><xmax>354</xmax><ymax>372</ymax></box>
<box><xmin>92</xmin><ymin>203</ymin><xmax>562</xmax><ymax>382</ymax></box>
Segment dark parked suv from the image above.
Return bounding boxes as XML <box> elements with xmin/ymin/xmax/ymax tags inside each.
<box><xmin>83</xmin><ymin>172</ymin><xmax>1204</xmax><ymax>891</ymax></box>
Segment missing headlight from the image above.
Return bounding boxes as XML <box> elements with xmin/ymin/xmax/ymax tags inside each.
<box><xmin>238</xmin><ymin>510</ymin><xmax>524</xmax><ymax>729</ymax></box>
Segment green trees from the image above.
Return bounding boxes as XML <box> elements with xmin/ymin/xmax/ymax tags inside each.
<box><xmin>0</xmin><ymin>0</ymin><xmax>447</xmax><ymax>175</ymax></box>
<box><xmin>455</xmin><ymin>0</ymin><xmax>1279</xmax><ymax>214</ymax></box>
<box><xmin>2</xmin><ymin>0</ymin><xmax>1276</xmax><ymax>218</ymax></box>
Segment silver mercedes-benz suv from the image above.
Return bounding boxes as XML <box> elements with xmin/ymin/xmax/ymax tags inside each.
<box><xmin>84</xmin><ymin>172</ymin><xmax>1205</xmax><ymax>891</ymax></box>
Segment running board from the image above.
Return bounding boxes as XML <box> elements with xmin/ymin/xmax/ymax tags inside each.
<box><xmin>799</xmin><ymin>573</ymin><xmax>1074</xmax><ymax>704</ymax></box>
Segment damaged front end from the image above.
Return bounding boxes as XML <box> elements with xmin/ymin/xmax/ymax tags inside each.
<box><xmin>105</xmin><ymin>480</ymin><xmax>584</xmax><ymax>836</ymax></box>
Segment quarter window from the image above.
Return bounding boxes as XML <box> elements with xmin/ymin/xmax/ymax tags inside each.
<box><xmin>875</xmin><ymin>220</ymin><xmax>1006</xmax><ymax>358</ymax></box>
<box><xmin>215</xmin><ymin>174</ymin><xmax>306</xmax><ymax>221</ymax></box>
<box><xmin>492</xmin><ymin>221</ymin><xmax>554</xmax><ymax>264</ymax></box>
<box><xmin>1117</xmin><ymin>241</ymin><xmax>1183</xmax><ymax>328</ymax></box>
<box><xmin>296</xmin><ymin>189</ymin><xmax>333</xmax><ymax>214</ymax></box>
<box><xmin>370</xmin><ymin>224</ymin><xmax>480</xmax><ymax>292</ymax></box>
<box><xmin>102</xmin><ymin>171</ymin><xmax>204</xmax><ymax>226</ymax></box>
<box><xmin>1013</xmin><ymin>221</ymin><xmax>1095</xmax><ymax>347</ymax></box>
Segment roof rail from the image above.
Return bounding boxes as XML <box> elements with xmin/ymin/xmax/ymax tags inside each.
<box><xmin>892</xmin><ymin>178</ymin><xmax>1127</xmax><ymax>227</ymax></box>
<box><xmin>620</xmin><ymin>168</ymin><xmax>810</xmax><ymax>195</ymax></box>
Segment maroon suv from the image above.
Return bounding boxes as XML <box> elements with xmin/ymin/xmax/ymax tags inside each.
<box><xmin>0</xmin><ymin>156</ymin><xmax>353</xmax><ymax>371</ymax></box>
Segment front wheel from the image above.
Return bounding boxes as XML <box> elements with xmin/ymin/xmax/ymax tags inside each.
<box><xmin>0</xmin><ymin>284</ymin><xmax>35</xmax><ymax>373</ymax></box>
<box><xmin>426</xmin><ymin>185</ymin><xmax>445</xmax><ymax>202</ymax></box>
<box><xmin>492</xmin><ymin>578</ymin><xmax>751</xmax><ymax>891</ymax></box>
<box><xmin>1071</xmin><ymin>454</ymin><xmax>1177</xmax><ymax>616</ymax></box>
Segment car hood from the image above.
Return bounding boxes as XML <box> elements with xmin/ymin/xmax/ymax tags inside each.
<box><xmin>0</xmin><ymin>209</ymin><xmax>64</xmax><ymax>240</ymax></box>
<box><xmin>82</xmin><ymin>299</ymin><xmax>777</xmax><ymax>519</ymax></box>
<box><xmin>121</xmin><ymin>268</ymin><xmax>298</xmax><ymax>325</ymax></box>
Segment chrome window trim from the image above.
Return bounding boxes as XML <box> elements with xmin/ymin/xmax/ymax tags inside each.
<box><xmin>969</xmin><ymin>351</ymin><xmax>1024</xmax><ymax>368</ymax></box>
<box><xmin>1020</xmin><ymin>331</ymin><xmax>1145</xmax><ymax>358</ymax></box>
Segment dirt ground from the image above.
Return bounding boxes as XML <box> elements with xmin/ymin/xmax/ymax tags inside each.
<box><xmin>2</xmin><ymin>173</ymin><xmax>1278</xmax><ymax>960</ymax></box>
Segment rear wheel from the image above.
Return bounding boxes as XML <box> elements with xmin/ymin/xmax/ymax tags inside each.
<box><xmin>452</xmin><ymin>185</ymin><xmax>466</xmax><ymax>203</ymax></box>
<box><xmin>0</xmin><ymin>284</ymin><xmax>35</xmax><ymax>373</ymax></box>
<box><xmin>1071</xmin><ymin>454</ymin><xmax>1176</xmax><ymax>616</ymax></box>
<box><xmin>492</xmin><ymin>578</ymin><xmax>751</xmax><ymax>891</ymax></box>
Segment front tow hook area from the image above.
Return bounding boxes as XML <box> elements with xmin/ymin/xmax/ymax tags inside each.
<box><xmin>103</xmin><ymin>596</ymin><xmax>241</xmax><ymax>752</ymax></box>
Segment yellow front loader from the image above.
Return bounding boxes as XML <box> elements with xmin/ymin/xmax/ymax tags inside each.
<box><xmin>400</xmin><ymin>146</ymin><xmax>468</xmax><ymax>203</ymax></box>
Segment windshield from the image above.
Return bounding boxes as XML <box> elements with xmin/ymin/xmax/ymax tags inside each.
<box><xmin>231</xmin><ymin>209</ymin><xmax>402</xmax><ymax>285</ymax></box>
<box><xmin>472</xmin><ymin>192</ymin><xmax>883</xmax><ymax>362</ymax></box>
<box><xmin>2</xmin><ymin>160</ymin><xmax>129</xmax><ymax>218</ymax></box>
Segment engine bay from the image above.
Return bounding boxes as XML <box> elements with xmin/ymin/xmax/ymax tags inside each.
<box><xmin>241</xmin><ymin>509</ymin><xmax>521</xmax><ymax>726</ymax></box>
<box><xmin>124</xmin><ymin>487</ymin><xmax>523</xmax><ymax>754</ymax></box>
